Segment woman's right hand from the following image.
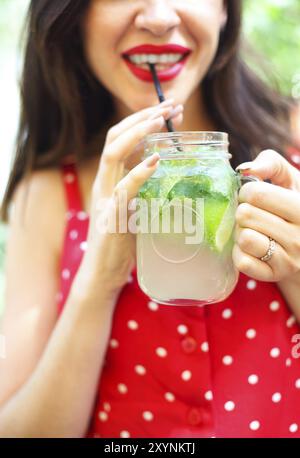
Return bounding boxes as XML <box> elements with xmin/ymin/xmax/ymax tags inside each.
<box><xmin>72</xmin><ymin>99</ymin><xmax>184</xmax><ymax>303</ymax></box>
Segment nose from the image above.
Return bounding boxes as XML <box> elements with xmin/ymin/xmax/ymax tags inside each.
<box><xmin>135</xmin><ymin>0</ymin><xmax>181</xmax><ymax>37</ymax></box>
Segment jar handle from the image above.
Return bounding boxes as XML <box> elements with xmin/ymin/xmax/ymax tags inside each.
<box><xmin>236</xmin><ymin>170</ymin><xmax>262</xmax><ymax>188</ymax></box>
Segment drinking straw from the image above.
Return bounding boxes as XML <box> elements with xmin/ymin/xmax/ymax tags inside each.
<box><xmin>148</xmin><ymin>63</ymin><xmax>175</xmax><ymax>132</ymax></box>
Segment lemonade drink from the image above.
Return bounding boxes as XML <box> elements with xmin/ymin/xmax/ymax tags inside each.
<box><xmin>136</xmin><ymin>136</ymin><xmax>240</xmax><ymax>306</ymax></box>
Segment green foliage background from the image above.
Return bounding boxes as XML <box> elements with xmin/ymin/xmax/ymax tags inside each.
<box><xmin>244</xmin><ymin>0</ymin><xmax>300</xmax><ymax>94</ymax></box>
<box><xmin>0</xmin><ymin>0</ymin><xmax>300</xmax><ymax>320</ymax></box>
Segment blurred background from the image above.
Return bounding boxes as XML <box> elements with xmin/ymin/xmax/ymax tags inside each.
<box><xmin>0</xmin><ymin>0</ymin><xmax>300</xmax><ymax>320</ymax></box>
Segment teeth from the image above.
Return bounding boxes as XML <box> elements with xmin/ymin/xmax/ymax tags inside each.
<box><xmin>128</xmin><ymin>53</ymin><xmax>183</xmax><ymax>65</ymax></box>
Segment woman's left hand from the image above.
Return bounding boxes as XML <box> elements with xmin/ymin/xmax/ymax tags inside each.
<box><xmin>233</xmin><ymin>149</ymin><xmax>300</xmax><ymax>282</ymax></box>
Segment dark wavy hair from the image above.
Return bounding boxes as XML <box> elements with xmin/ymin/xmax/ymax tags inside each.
<box><xmin>0</xmin><ymin>0</ymin><xmax>294</xmax><ymax>220</ymax></box>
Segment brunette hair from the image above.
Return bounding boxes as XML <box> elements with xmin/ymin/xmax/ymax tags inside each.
<box><xmin>0</xmin><ymin>0</ymin><xmax>295</xmax><ymax>221</ymax></box>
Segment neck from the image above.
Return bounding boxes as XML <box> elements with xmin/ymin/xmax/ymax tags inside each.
<box><xmin>179</xmin><ymin>88</ymin><xmax>215</xmax><ymax>132</ymax></box>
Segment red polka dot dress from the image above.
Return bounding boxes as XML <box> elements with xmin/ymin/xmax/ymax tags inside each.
<box><xmin>57</xmin><ymin>154</ymin><xmax>300</xmax><ymax>439</ymax></box>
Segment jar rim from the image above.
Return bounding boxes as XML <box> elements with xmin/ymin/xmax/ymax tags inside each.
<box><xmin>145</xmin><ymin>131</ymin><xmax>229</xmax><ymax>145</ymax></box>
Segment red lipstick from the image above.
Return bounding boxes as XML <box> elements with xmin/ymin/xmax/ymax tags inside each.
<box><xmin>121</xmin><ymin>43</ymin><xmax>191</xmax><ymax>83</ymax></box>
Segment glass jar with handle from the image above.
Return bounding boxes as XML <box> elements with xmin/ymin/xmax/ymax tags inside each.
<box><xmin>136</xmin><ymin>132</ymin><xmax>259</xmax><ymax>306</ymax></box>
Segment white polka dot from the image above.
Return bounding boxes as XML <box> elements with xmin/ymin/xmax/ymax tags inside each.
<box><xmin>295</xmin><ymin>379</ymin><xmax>300</xmax><ymax>389</ymax></box>
<box><xmin>287</xmin><ymin>316</ymin><xmax>296</xmax><ymax>328</ymax></box>
<box><xmin>156</xmin><ymin>347</ymin><xmax>167</xmax><ymax>358</ymax></box>
<box><xmin>80</xmin><ymin>241</ymin><xmax>88</xmax><ymax>251</ymax></box>
<box><xmin>249</xmin><ymin>420</ymin><xmax>260</xmax><ymax>431</ymax></box>
<box><xmin>177</xmin><ymin>324</ymin><xmax>188</xmax><ymax>335</ymax></box>
<box><xmin>120</xmin><ymin>430</ymin><xmax>130</xmax><ymax>438</ymax></box>
<box><xmin>223</xmin><ymin>355</ymin><xmax>233</xmax><ymax>366</ymax></box>
<box><xmin>181</xmin><ymin>370</ymin><xmax>192</xmax><ymax>381</ymax></box>
<box><xmin>77</xmin><ymin>211</ymin><xmax>88</xmax><ymax>221</ymax></box>
<box><xmin>270</xmin><ymin>301</ymin><xmax>280</xmax><ymax>311</ymax></box>
<box><xmin>246</xmin><ymin>329</ymin><xmax>256</xmax><ymax>339</ymax></box>
<box><xmin>286</xmin><ymin>358</ymin><xmax>292</xmax><ymax>367</ymax></box>
<box><xmin>224</xmin><ymin>401</ymin><xmax>235</xmax><ymax>412</ymax></box>
<box><xmin>222</xmin><ymin>309</ymin><xmax>233</xmax><ymax>319</ymax></box>
<box><xmin>272</xmin><ymin>392</ymin><xmax>282</xmax><ymax>403</ymax></box>
<box><xmin>204</xmin><ymin>390</ymin><xmax>213</xmax><ymax>401</ymax></box>
<box><xmin>103</xmin><ymin>402</ymin><xmax>111</xmax><ymax>412</ymax></box>
<box><xmin>62</xmin><ymin>269</ymin><xmax>71</xmax><ymax>280</ymax></box>
<box><xmin>148</xmin><ymin>301</ymin><xmax>159</xmax><ymax>311</ymax></box>
<box><xmin>247</xmin><ymin>280</ymin><xmax>257</xmax><ymax>290</ymax></box>
<box><xmin>99</xmin><ymin>411</ymin><xmax>108</xmax><ymax>422</ymax></box>
<box><xmin>110</xmin><ymin>339</ymin><xmax>119</xmax><ymax>348</ymax></box>
<box><xmin>117</xmin><ymin>383</ymin><xmax>128</xmax><ymax>394</ymax></box>
<box><xmin>289</xmin><ymin>423</ymin><xmax>298</xmax><ymax>433</ymax></box>
<box><xmin>127</xmin><ymin>320</ymin><xmax>139</xmax><ymax>330</ymax></box>
<box><xmin>165</xmin><ymin>392</ymin><xmax>175</xmax><ymax>402</ymax></box>
<box><xmin>143</xmin><ymin>411</ymin><xmax>154</xmax><ymax>421</ymax></box>
<box><xmin>201</xmin><ymin>342</ymin><xmax>209</xmax><ymax>353</ymax></box>
<box><xmin>135</xmin><ymin>365</ymin><xmax>146</xmax><ymax>375</ymax></box>
<box><xmin>270</xmin><ymin>347</ymin><xmax>280</xmax><ymax>358</ymax></box>
<box><xmin>65</xmin><ymin>173</ymin><xmax>75</xmax><ymax>184</ymax></box>
<box><xmin>248</xmin><ymin>374</ymin><xmax>259</xmax><ymax>385</ymax></box>
<box><xmin>291</xmin><ymin>154</ymin><xmax>300</xmax><ymax>164</ymax></box>
<box><xmin>69</xmin><ymin>230</ymin><xmax>78</xmax><ymax>240</ymax></box>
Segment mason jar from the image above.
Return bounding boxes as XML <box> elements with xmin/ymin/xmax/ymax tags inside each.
<box><xmin>136</xmin><ymin>132</ymin><xmax>257</xmax><ymax>306</ymax></box>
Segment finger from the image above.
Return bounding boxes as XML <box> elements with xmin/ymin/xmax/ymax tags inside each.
<box><xmin>103</xmin><ymin>105</ymin><xmax>184</xmax><ymax>165</ymax></box>
<box><xmin>234</xmin><ymin>226</ymin><xmax>291</xmax><ymax>278</ymax></box>
<box><xmin>236</xmin><ymin>149</ymin><xmax>300</xmax><ymax>189</ymax></box>
<box><xmin>114</xmin><ymin>153</ymin><xmax>160</xmax><ymax>203</ymax></box>
<box><xmin>232</xmin><ymin>243</ymin><xmax>273</xmax><ymax>282</ymax></box>
<box><xmin>123</xmin><ymin>111</ymin><xmax>184</xmax><ymax>171</ymax></box>
<box><xmin>163</xmin><ymin>112</ymin><xmax>184</xmax><ymax>131</ymax></box>
<box><xmin>238</xmin><ymin>181</ymin><xmax>300</xmax><ymax>224</ymax></box>
<box><xmin>97</xmin><ymin>116</ymin><xmax>166</xmax><ymax>196</ymax></box>
<box><xmin>234</xmin><ymin>226</ymin><xmax>271</xmax><ymax>258</ymax></box>
<box><xmin>235</xmin><ymin>202</ymin><xmax>295</xmax><ymax>249</ymax></box>
<box><xmin>105</xmin><ymin>99</ymin><xmax>175</xmax><ymax>144</ymax></box>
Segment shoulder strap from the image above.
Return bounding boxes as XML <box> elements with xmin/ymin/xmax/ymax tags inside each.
<box><xmin>286</xmin><ymin>146</ymin><xmax>300</xmax><ymax>170</ymax></box>
<box><xmin>61</xmin><ymin>162</ymin><xmax>83</xmax><ymax>212</ymax></box>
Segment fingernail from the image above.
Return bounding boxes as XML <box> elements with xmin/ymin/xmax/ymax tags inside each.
<box><xmin>235</xmin><ymin>162</ymin><xmax>254</xmax><ymax>171</ymax></box>
<box><xmin>169</xmin><ymin>104</ymin><xmax>184</xmax><ymax>117</ymax></box>
<box><xmin>145</xmin><ymin>153</ymin><xmax>160</xmax><ymax>167</ymax></box>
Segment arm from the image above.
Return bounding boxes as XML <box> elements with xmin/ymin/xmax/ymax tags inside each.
<box><xmin>0</xmin><ymin>171</ymin><xmax>117</xmax><ymax>438</ymax></box>
<box><xmin>0</xmin><ymin>100</ymin><xmax>182</xmax><ymax>438</ymax></box>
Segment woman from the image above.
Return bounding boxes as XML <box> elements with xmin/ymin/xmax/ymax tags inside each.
<box><xmin>0</xmin><ymin>0</ymin><xmax>300</xmax><ymax>438</ymax></box>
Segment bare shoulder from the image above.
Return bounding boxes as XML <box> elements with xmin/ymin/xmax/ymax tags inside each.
<box><xmin>10</xmin><ymin>167</ymin><xmax>67</xmax><ymax>255</ymax></box>
<box><xmin>77</xmin><ymin>155</ymin><xmax>101</xmax><ymax>212</ymax></box>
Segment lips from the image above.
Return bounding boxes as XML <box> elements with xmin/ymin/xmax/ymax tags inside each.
<box><xmin>121</xmin><ymin>43</ymin><xmax>192</xmax><ymax>83</ymax></box>
<box><xmin>122</xmin><ymin>43</ymin><xmax>191</xmax><ymax>56</ymax></box>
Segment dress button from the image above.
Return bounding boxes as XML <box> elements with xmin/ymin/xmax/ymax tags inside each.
<box><xmin>187</xmin><ymin>408</ymin><xmax>203</xmax><ymax>426</ymax></box>
<box><xmin>181</xmin><ymin>336</ymin><xmax>197</xmax><ymax>354</ymax></box>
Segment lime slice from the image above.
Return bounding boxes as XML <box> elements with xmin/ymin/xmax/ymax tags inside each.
<box><xmin>215</xmin><ymin>201</ymin><xmax>236</xmax><ymax>252</ymax></box>
<box><xmin>205</xmin><ymin>198</ymin><xmax>235</xmax><ymax>252</ymax></box>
